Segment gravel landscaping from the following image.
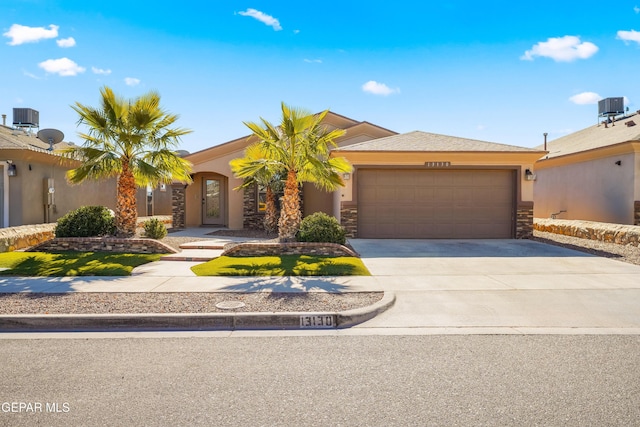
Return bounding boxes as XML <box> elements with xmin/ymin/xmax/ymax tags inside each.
<box><xmin>0</xmin><ymin>292</ymin><xmax>383</xmax><ymax>315</ymax></box>
<box><xmin>532</xmin><ymin>230</ymin><xmax>640</xmax><ymax>266</ymax></box>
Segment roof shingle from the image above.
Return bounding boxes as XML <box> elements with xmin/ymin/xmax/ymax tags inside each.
<box><xmin>336</xmin><ymin>130</ymin><xmax>542</xmax><ymax>152</ymax></box>
<box><xmin>540</xmin><ymin>113</ymin><xmax>640</xmax><ymax>158</ymax></box>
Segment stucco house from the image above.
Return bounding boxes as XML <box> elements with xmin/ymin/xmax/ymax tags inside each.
<box><xmin>174</xmin><ymin>112</ymin><xmax>545</xmax><ymax>239</ymax></box>
<box><xmin>0</xmin><ymin>122</ymin><xmax>171</xmax><ymax>228</ymax></box>
<box><xmin>534</xmin><ymin>112</ymin><xmax>640</xmax><ymax>225</ymax></box>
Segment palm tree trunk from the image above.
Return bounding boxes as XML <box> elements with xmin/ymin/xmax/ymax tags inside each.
<box><xmin>116</xmin><ymin>162</ymin><xmax>138</xmax><ymax>237</ymax></box>
<box><xmin>278</xmin><ymin>169</ymin><xmax>301</xmax><ymax>242</ymax></box>
<box><xmin>264</xmin><ymin>186</ymin><xmax>278</xmax><ymax>234</ymax></box>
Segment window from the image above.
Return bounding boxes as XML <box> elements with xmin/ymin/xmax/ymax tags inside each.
<box><xmin>256</xmin><ymin>184</ymin><xmax>283</xmax><ymax>213</ymax></box>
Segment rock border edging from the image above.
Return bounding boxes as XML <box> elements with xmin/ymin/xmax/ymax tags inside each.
<box><xmin>534</xmin><ymin>218</ymin><xmax>640</xmax><ymax>247</ymax></box>
<box><xmin>27</xmin><ymin>237</ymin><xmax>178</xmax><ymax>254</ymax></box>
<box><xmin>221</xmin><ymin>241</ymin><xmax>359</xmax><ymax>257</ymax></box>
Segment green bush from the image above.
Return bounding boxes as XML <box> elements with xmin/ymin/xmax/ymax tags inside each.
<box><xmin>143</xmin><ymin>218</ymin><xmax>167</xmax><ymax>239</ymax></box>
<box><xmin>297</xmin><ymin>212</ymin><xmax>346</xmax><ymax>245</ymax></box>
<box><xmin>55</xmin><ymin>206</ymin><xmax>116</xmax><ymax>238</ymax></box>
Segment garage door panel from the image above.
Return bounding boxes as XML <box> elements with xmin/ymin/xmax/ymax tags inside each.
<box><xmin>358</xmin><ymin>169</ymin><xmax>515</xmax><ymax>239</ymax></box>
<box><xmin>453</xmin><ymin>172</ymin><xmax>476</xmax><ymax>186</ymax></box>
<box><xmin>415</xmin><ymin>187</ymin><xmax>436</xmax><ymax>201</ymax></box>
<box><xmin>434</xmin><ymin>189</ymin><xmax>453</xmax><ymax>204</ymax></box>
<box><xmin>396</xmin><ymin>187</ymin><xmax>415</xmax><ymax>202</ymax></box>
<box><xmin>433</xmin><ymin>173</ymin><xmax>455</xmax><ymax>186</ymax></box>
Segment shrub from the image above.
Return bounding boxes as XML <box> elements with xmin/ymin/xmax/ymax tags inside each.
<box><xmin>143</xmin><ymin>218</ymin><xmax>168</xmax><ymax>239</ymax></box>
<box><xmin>55</xmin><ymin>206</ymin><xmax>116</xmax><ymax>238</ymax></box>
<box><xmin>297</xmin><ymin>212</ymin><xmax>346</xmax><ymax>245</ymax></box>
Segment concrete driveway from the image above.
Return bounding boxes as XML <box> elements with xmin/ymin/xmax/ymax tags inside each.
<box><xmin>348</xmin><ymin>239</ymin><xmax>640</xmax><ymax>332</ymax></box>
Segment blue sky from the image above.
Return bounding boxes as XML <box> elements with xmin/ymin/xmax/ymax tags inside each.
<box><xmin>2</xmin><ymin>0</ymin><xmax>640</xmax><ymax>153</ymax></box>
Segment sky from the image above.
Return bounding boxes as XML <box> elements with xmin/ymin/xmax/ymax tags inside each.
<box><xmin>2</xmin><ymin>0</ymin><xmax>640</xmax><ymax>153</ymax></box>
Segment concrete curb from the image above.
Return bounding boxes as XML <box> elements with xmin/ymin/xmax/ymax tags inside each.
<box><xmin>0</xmin><ymin>292</ymin><xmax>395</xmax><ymax>332</ymax></box>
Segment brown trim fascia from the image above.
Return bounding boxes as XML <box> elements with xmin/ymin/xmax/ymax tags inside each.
<box><xmin>536</xmin><ymin>141</ymin><xmax>640</xmax><ymax>169</ymax></box>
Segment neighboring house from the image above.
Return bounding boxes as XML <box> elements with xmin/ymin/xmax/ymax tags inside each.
<box><xmin>0</xmin><ymin>123</ymin><xmax>171</xmax><ymax>228</ymax></box>
<box><xmin>175</xmin><ymin>112</ymin><xmax>544</xmax><ymax>239</ymax></box>
<box><xmin>534</xmin><ymin>113</ymin><xmax>640</xmax><ymax>225</ymax></box>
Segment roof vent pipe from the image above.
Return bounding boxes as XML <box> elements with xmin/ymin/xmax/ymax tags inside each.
<box><xmin>543</xmin><ymin>132</ymin><xmax>548</xmax><ymax>151</ymax></box>
<box><xmin>1</xmin><ymin>114</ymin><xmax>5</xmax><ymax>126</ymax></box>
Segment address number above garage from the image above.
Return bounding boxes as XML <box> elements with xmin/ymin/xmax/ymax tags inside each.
<box><xmin>424</xmin><ymin>161</ymin><xmax>451</xmax><ymax>167</ymax></box>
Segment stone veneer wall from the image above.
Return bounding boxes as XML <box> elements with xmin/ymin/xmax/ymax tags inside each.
<box><xmin>243</xmin><ymin>185</ymin><xmax>264</xmax><ymax>230</ymax></box>
<box><xmin>516</xmin><ymin>203</ymin><xmax>534</xmax><ymax>239</ymax></box>
<box><xmin>171</xmin><ymin>184</ymin><xmax>186</xmax><ymax>229</ymax></box>
<box><xmin>0</xmin><ymin>216</ymin><xmax>172</xmax><ymax>253</ymax></box>
<box><xmin>340</xmin><ymin>206</ymin><xmax>358</xmax><ymax>238</ymax></box>
<box><xmin>0</xmin><ymin>224</ymin><xmax>56</xmax><ymax>252</ymax></box>
<box><xmin>28</xmin><ymin>237</ymin><xmax>177</xmax><ymax>254</ymax></box>
<box><xmin>635</xmin><ymin>201</ymin><xmax>640</xmax><ymax>226</ymax></box>
<box><xmin>534</xmin><ymin>218</ymin><xmax>640</xmax><ymax>247</ymax></box>
<box><xmin>222</xmin><ymin>241</ymin><xmax>358</xmax><ymax>257</ymax></box>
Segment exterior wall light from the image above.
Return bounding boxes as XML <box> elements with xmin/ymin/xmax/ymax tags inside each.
<box><xmin>7</xmin><ymin>161</ymin><xmax>17</xmax><ymax>177</ymax></box>
<box><xmin>524</xmin><ymin>168</ymin><xmax>536</xmax><ymax>181</ymax></box>
<box><xmin>342</xmin><ymin>172</ymin><xmax>351</xmax><ymax>180</ymax></box>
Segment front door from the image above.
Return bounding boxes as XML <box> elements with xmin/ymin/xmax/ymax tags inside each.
<box><xmin>202</xmin><ymin>177</ymin><xmax>225</xmax><ymax>225</ymax></box>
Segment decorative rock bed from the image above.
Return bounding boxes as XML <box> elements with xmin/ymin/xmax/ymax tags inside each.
<box><xmin>221</xmin><ymin>241</ymin><xmax>359</xmax><ymax>257</ymax></box>
<box><xmin>534</xmin><ymin>218</ymin><xmax>640</xmax><ymax>247</ymax></box>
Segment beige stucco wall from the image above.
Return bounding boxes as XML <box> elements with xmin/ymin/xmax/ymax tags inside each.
<box><xmin>636</xmin><ymin>151</ymin><xmax>640</xmax><ymax>201</ymax></box>
<box><xmin>185</xmin><ymin>149</ymin><xmax>245</xmax><ymax>228</ymax></box>
<box><xmin>3</xmin><ymin>155</ymin><xmax>118</xmax><ymax>226</ymax></box>
<box><xmin>135</xmin><ymin>185</ymin><xmax>172</xmax><ymax>216</ymax></box>
<box><xmin>534</xmin><ymin>152</ymin><xmax>636</xmax><ymax>224</ymax></box>
<box><xmin>1</xmin><ymin>151</ymin><xmax>170</xmax><ymax>228</ymax></box>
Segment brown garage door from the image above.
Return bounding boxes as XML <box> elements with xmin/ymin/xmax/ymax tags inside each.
<box><xmin>358</xmin><ymin>169</ymin><xmax>515</xmax><ymax>239</ymax></box>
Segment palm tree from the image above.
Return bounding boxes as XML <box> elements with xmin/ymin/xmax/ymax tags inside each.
<box><xmin>243</xmin><ymin>103</ymin><xmax>351</xmax><ymax>241</ymax></box>
<box><xmin>63</xmin><ymin>86</ymin><xmax>193</xmax><ymax>237</ymax></box>
<box><xmin>229</xmin><ymin>143</ymin><xmax>283</xmax><ymax>234</ymax></box>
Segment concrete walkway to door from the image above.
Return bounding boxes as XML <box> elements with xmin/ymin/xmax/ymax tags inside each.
<box><xmin>348</xmin><ymin>239</ymin><xmax>640</xmax><ymax>333</ymax></box>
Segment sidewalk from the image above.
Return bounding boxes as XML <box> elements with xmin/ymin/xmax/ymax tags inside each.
<box><xmin>2</xmin><ymin>231</ymin><xmax>640</xmax><ymax>334</ymax></box>
<box><xmin>0</xmin><ymin>228</ymin><xmax>394</xmax><ymax>332</ymax></box>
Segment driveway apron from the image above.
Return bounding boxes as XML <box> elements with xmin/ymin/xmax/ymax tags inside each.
<box><xmin>349</xmin><ymin>239</ymin><xmax>640</xmax><ymax>332</ymax></box>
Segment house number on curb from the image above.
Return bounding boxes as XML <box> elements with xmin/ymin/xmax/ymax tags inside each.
<box><xmin>299</xmin><ymin>315</ymin><xmax>335</xmax><ymax>328</ymax></box>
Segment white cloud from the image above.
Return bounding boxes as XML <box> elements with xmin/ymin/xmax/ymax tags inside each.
<box><xmin>617</xmin><ymin>29</ymin><xmax>640</xmax><ymax>44</ymax></box>
<box><xmin>569</xmin><ymin>92</ymin><xmax>602</xmax><ymax>105</ymax></box>
<box><xmin>238</xmin><ymin>9</ymin><xmax>282</xmax><ymax>31</ymax></box>
<box><xmin>92</xmin><ymin>66</ymin><xmax>112</xmax><ymax>75</ymax></box>
<box><xmin>293</xmin><ymin>29</ymin><xmax>300</xmax><ymax>34</ymax></box>
<box><xmin>56</xmin><ymin>37</ymin><xmax>76</xmax><ymax>48</ymax></box>
<box><xmin>38</xmin><ymin>57</ymin><xmax>85</xmax><ymax>76</ymax></box>
<box><xmin>362</xmin><ymin>80</ymin><xmax>399</xmax><ymax>96</ymax></box>
<box><xmin>125</xmin><ymin>77</ymin><xmax>140</xmax><ymax>86</ymax></box>
<box><xmin>22</xmin><ymin>70</ymin><xmax>41</xmax><ymax>80</ymax></box>
<box><xmin>476</xmin><ymin>124</ymin><xmax>487</xmax><ymax>131</ymax></box>
<box><xmin>521</xmin><ymin>35</ymin><xmax>598</xmax><ymax>62</ymax></box>
<box><xmin>635</xmin><ymin>6</ymin><xmax>640</xmax><ymax>13</ymax></box>
<box><xmin>3</xmin><ymin>23</ymin><xmax>59</xmax><ymax>45</ymax></box>
<box><xmin>304</xmin><ymin>58</ymin><xmax>322</xmax><ymax>63</ymax></box>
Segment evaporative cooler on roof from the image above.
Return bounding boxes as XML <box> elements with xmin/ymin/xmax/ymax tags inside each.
<box><xmin>598</xmin><ymin>97</ymin><xmax>624</xmax><ymax>117</ymax></box>
<box><xmin>12</xmin><ymin>108</ymin><xmax>39</xmax><ymax>127</ymax></box>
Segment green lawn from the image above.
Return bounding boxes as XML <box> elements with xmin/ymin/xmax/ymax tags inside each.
<box><xmin>0</xmin><ymin>252</ymin><xmax>163</xmax><ymax>276</ymax></box>
<box><xmin>191</xmin><ymin>255</ymin><xmax>371</xmax><ymax>276</ymax></box>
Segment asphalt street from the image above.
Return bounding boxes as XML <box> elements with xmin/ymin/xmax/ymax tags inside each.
<box><xmin>1</xmin><ymin>334</ymin><xmax>639</xmax><ymax>426</ymax></box>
